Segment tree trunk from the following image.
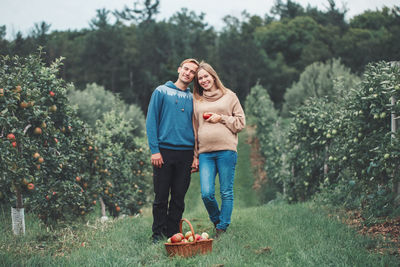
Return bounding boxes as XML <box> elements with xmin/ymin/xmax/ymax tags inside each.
<box><xmin>12</xmin><ymin>186</ymin><xmax>25</xmax><ymax>235</ymax></box>
<box><xmin>15</xmin><ymin>186</ymin><xmax>23</xmax><ymax>209</ymax></box>
<box><xmin>99</xmin><ymin>197</ymin><xmax>106</xmax><ymax>217</ymax></box>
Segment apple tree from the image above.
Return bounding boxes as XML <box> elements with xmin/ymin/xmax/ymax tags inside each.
<box><xmin>93</xmin><ymin>110</ymin><xmax>150</xmax><ymax>217</ymax></box>
<box><xmin>0</xmin><ymin>52</ymin><xmax>100</xmax><ymax>224</ymax></box>
<box><xmin>326</xmin><ymin>61</ymin><xmax>400</xmax><ymax>217</ymax></box>
<box><xmin>283</xmin><ymin>61</ymin><xmax>400</xmax><ymax>218</ymax></box>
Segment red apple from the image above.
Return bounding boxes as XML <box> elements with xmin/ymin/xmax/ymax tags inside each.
<box><xmin>203</xmin><ymin>113</ymin><xmax>212</xmax><ymax>120</ymax></box>
<box><xmin>7</xmin><ymin>133</ymin><xmax>15</xmax><ymax>140</ymax></box>
<box><xmin>178</xmin><ymin>233</ymin><xmax>184</xmax><ymax>240</ymax></box>
<box><xmin>49</xmin><ymin>91</ymin><xmax>55</xmax><ymax>97</ymax></box>
<box><xmin>171</xmin><ymin>233</ymin><xmax>183</xmax><ymax>243</ymax></box>
<box><xmin>195</xmin><ymin>234</ymin><xmax>201</xmax><ymax>241</ymax></box>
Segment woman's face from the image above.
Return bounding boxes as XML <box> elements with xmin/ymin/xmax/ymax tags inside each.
<box><xmin>197</xmin><ymin>69</ymin><xmax>215</xmax><ymax>90</ymax></box>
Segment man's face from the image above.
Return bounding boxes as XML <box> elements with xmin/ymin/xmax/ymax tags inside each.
<box><xmin>178</xmin><ymin>62</ymin><xmax>198</xmax><ymax>84</ymax></box>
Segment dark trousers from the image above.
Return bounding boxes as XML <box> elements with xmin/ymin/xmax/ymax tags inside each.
<box><xmin>152</xmin><ymin>148</ymin><xmax>193</xmax><ymax>238</ymax></box>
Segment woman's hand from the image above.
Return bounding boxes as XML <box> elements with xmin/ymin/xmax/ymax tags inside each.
<box><xmin>191</xmin><ymin>157</ymin><xmax>199</xmax><ymax>173</ymax></box>
<box><xmin>204</xmin><ymin>112</ymin><xmax>221</xmax><ymax>123</ymax></box>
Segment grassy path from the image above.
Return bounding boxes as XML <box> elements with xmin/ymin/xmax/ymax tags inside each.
<box><xmin>1</xmin><ymin>130</ymin><xmax>398</xmax><ymax>266</ymax></box>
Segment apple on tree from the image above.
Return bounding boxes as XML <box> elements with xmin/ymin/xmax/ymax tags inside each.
<box><xmin>33</xmin><ymin>127</ymin><xmax>42</xmax><ymax>135</ymax></box>
<box><xmin>7</xmin><ymin>133</ymin><xmax>15</xmax><ymax>140</ymax></box>
<box><xmin>27</xmin><ymin>183</ymin><xmax>35</xmax><ymax>190</ymax></box>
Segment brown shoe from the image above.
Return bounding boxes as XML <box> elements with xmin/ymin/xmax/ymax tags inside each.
<box><xmin>213</xmin><ymin>220</ymin><xmax>220</xmax><ymax>229</ymax></box>
<box><xmin>215</xmin><ymin>228</ymin><xmax>226</xmax><ymax>238</ymax></box>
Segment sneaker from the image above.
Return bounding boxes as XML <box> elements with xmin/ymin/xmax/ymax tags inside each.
<box><xmin>215</xmin><ymin>228</ymin><xmax>226</xmax><ymax>238</ymax></box>
<box><xmin>152</xmin><ymin>234</ymin><xmax>164</xmax><ymax>244</ymax></box>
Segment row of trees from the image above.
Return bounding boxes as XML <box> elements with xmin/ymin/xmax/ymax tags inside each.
<box><xmin>246</xmin><ymin>60</ymin><xmax>400</xmax><ymax>221</ymax></box>
<box><xmin>0</xmin><ymin>52</ymin><xmax>151</xmax><ymax>227</ymax></box>
<box><xmin>0</xmin><ymin>1</ymin><xmax>399</xmax><ymax>111</ymax></box>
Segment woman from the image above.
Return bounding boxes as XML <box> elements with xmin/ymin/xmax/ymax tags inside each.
<box><xmin>192</xmin><ymin>61</ymin><xmax>245</xmax><ymax>236</ymax></box>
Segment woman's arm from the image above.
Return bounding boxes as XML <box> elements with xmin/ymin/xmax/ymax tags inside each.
<box><xmin>219</xmin><ymin>95</ymin><xmax>246</xmax><ymax>134</ymax></box>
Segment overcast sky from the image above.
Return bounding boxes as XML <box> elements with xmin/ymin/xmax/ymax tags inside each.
<box><xmin>1</xmin><ymin>0</ymin><xmax>398</xmax><ymax>39</ymax></box>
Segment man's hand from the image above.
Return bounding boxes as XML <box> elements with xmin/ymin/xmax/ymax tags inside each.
<box><xmin>151</xmin><ymin>153</ymin><xmax>164</xmax><ymax>168</ymax></box>
<box><xmin>191</xmin><ymin>157</ymin><xmax>199</xmax><ymax>173</ymax></box>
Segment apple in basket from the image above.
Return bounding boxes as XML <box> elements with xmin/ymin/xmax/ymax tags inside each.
<box><xmin>187</xmin><ymin>235</ymin><xmax>194</xmax><ymax>242</ymax></box>
<box><xmin>178</xmin><ymin>233</ymin><xmax>184</xmax><ymax>239</ymax></box>
<box><xmin>185</xmin><ymin>231</ymin><xmax>193</xmax><ymax>239</ymax></box>
<box><xmin>171</xmin><ymin>233</ymin><xmax>183</xmax><ymax>243</ymax></box>
<box><xmin>167</xmin><ymin>238</ymin><xmax>172</xmax><ymax>243</ymax></box>
<box><xmin>181</xmin><ymin>239</ymin><xmax>188</xmax><ymax>243</ymax></box>
<box><xmin>201</xmin><ymin>232</ymin><xmax>209</xmax><ymax>240</ymax></box>
<box><xmin>195</xmin><ymin>234</ymin><xmax>201</xmax><ymax>241</ymax></box>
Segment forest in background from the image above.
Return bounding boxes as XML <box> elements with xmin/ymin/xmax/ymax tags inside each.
<box><xmin>0</xmin><ymin>0</ymin><xmax>399</xmax><ymax>112</ymax></box>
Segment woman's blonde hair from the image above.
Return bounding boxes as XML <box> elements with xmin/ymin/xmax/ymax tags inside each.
<box><xmin>193</xmin><ymin>61</ymin><xmax>227</xmax><ymax>100</ymax></box>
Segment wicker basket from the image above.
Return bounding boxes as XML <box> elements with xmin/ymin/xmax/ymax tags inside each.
<box><xmin>164</xmin><ymin>218</ymin><xmax>213</xmax><ymax>257</ymax></box>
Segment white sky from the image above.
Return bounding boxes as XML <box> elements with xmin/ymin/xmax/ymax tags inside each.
<box><xmin>0</xmin><ymin>0</ymin><xmax>398</xmax><ymax>39</ymax></box>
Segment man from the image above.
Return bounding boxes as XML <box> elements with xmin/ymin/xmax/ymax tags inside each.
<box><xmin>146</xmin><ymin>58</ymin><xmax>199</xmax><ymax>243</ymax></box>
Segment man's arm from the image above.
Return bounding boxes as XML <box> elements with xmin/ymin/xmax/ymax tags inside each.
<box><xmin>146</xmin><ymin>89</ymin><xmax>164</xmax><ymax>167</ymax></box>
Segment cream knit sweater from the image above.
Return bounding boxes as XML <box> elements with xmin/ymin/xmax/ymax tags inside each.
<box><xmin>193</xmin><ymin>88</ymin><xmax>245</xmax><ymax>157</ymax></box>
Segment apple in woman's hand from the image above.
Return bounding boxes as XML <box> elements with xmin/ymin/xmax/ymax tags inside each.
<box><xmin>203</xmin><ymin>113</ymin><xmax>212</xmax><ymax>120</ymax></box>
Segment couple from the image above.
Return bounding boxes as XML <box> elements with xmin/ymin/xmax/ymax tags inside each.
<box><xmin>146</xmin><ymin>59</ymin><xmax>245</xmax><ymax>243</ymax></box>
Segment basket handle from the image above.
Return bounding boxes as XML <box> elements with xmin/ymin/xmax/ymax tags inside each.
<box><xmin>179</xmin><ymin>218</ymin><xmax>197</xmax><ymax>243</ymax></box>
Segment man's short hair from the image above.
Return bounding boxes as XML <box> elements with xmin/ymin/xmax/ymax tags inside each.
<box><xmin>180</xmin><ymin>58</ymin><xmax>200</xmax><ymax>67</ymax></box>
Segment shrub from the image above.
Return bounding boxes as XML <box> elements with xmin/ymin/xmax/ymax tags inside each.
<box><xmin>245</xmin><ymin>84</ymin><xmax>287</xmax><ymax>202</ymax></box>
<box><xmin>282</xmin><ymin>58</ymin><xmax>360</xmax><ymax>117</ymax></box>
<box><xmin>68</xmin><ymin>83</ymin><xmax>145</xmax><ymax>137</ymax></box>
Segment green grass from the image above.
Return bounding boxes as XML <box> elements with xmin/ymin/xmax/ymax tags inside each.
<box><xmin>0</xmin><ymin>130</ymin><xmax>398</xmax><ymax>266</ymax></box>
<box><xmin>1</xmin><ymin>203</ymin><xmax>397</xmax><ymax>266</ymax></box>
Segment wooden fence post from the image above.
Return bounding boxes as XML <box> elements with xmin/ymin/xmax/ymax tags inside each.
<box><xmin>391</xmin><ymin>95</ymin><xmax>400</xmax><ymax>196</ymax></box>
<box><xmin>390</xmin><ymin>61</ymin><xmax>399</xmax><ymax>197</ymax></box>
<box><xmin>324</xmin><ymin>145</ymin><xmax>328</xmax><ymax>176</ymax></box>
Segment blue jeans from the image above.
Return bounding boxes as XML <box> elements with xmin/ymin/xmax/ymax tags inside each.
<box><xmin>199</xmin><ymin>150</ymin><xmax>237</xmax><ymax>230</ymax></box>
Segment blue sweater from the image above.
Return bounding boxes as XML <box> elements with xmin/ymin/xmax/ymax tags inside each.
<box><xmin>146</xmin><ymin>81</ymin><xmax>195</xmax><ymax>154</ymax></box>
